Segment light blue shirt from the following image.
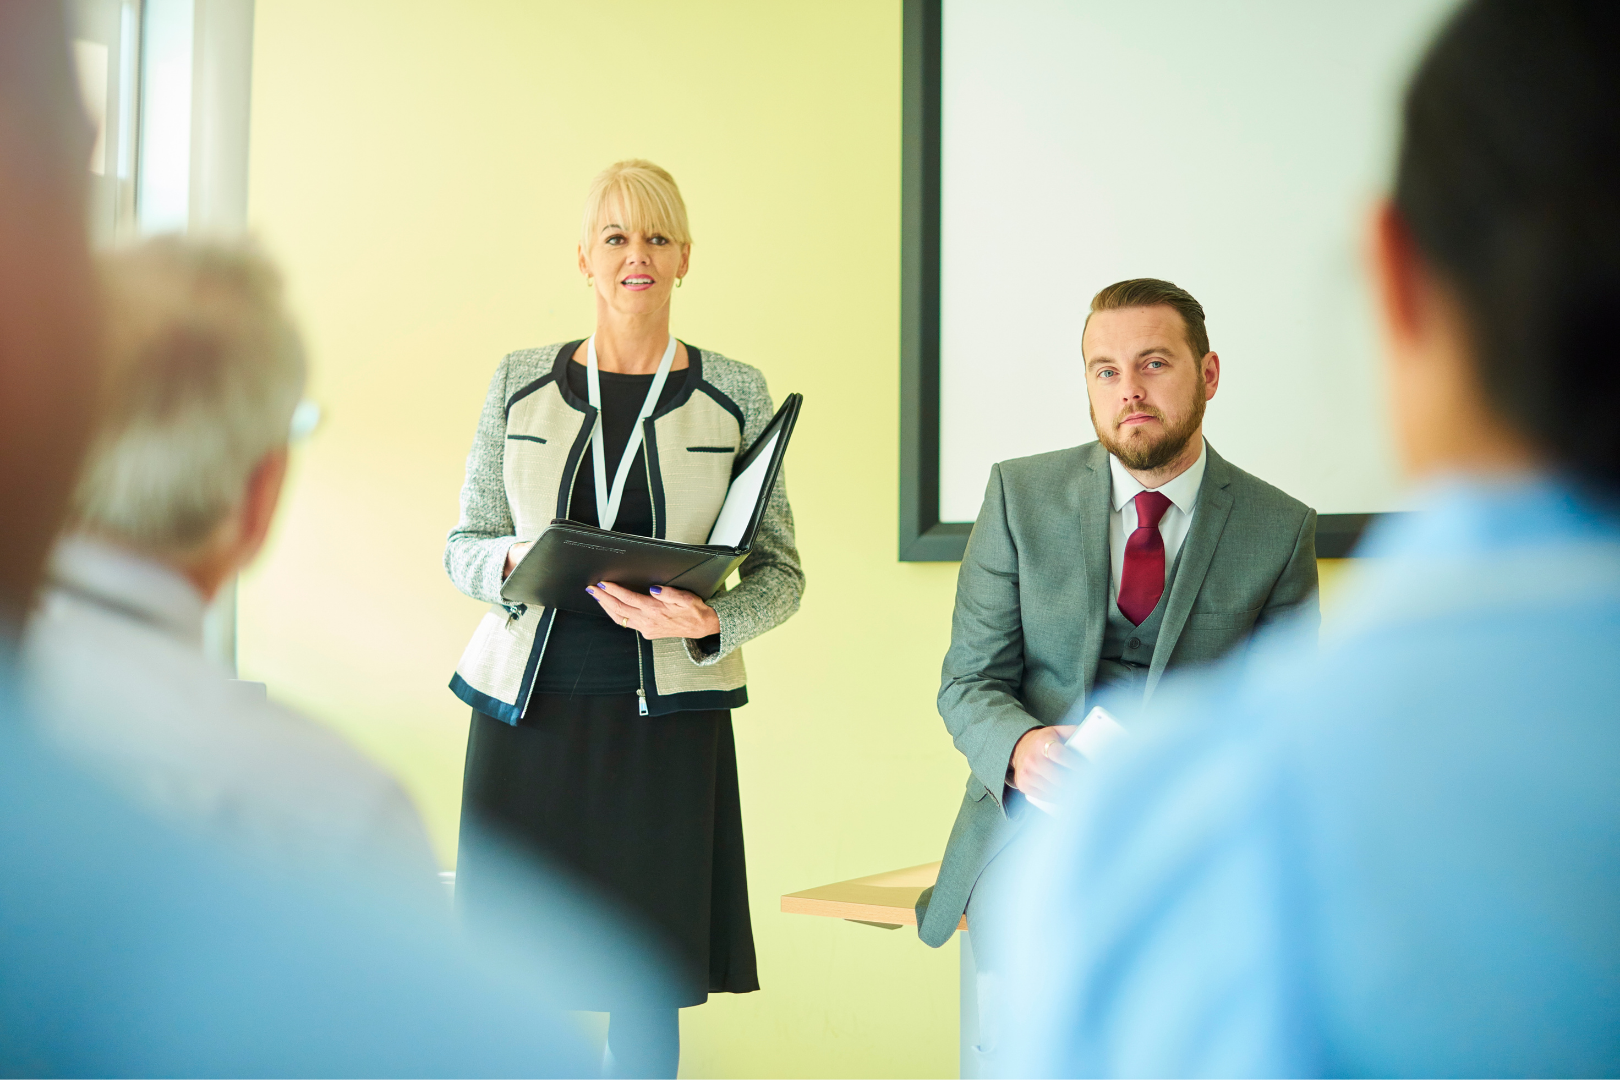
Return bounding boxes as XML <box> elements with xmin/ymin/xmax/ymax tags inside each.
<box><xmin>1002</xmin><ymin>477</ymin><xmax>1620</xmax><ymax>1077</ymax></box>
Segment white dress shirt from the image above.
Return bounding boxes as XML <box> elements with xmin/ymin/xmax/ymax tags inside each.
<box><xmin>1108</xmin><ymin>438</ymin><xmax>1208</xmax><ymax>600</ymax></box>
<box><xmin>22</xmin><ymin>535</ymin><xmax>440</xmax><ymax>888</ymax></box>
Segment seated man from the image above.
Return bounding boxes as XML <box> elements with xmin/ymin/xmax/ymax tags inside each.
<box><xmin>24</xmin><ymin>237</ymin><xmax>437</xmax><ymax>886</ymax></box>
<box><xmin>1003</xmin><ymin>1</ymin><xmax>1620</xmax><ymax>1075</ymax></box>
<box><xmin>917</xmin><ymin>279</ymin><xmax>1318</xmax><ymax>1066</ymax></box>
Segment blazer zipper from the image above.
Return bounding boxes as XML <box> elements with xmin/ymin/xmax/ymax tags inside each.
<box><xmin>635</xmin><ymin>643</ymin><xmax>648</xmax><ymax>716</ymax></box>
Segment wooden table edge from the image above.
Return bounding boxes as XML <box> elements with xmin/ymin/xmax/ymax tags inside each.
<box><xmin>780</xmin><ymin>893</ymin><xmax>967</xmax><ymax>931</ymax></box>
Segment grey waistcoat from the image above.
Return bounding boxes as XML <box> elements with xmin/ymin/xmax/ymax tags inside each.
<box><xmin>1096</xmin><ymin>549</ymin><xmax>1186</xmax><ymax>699</ymax></box>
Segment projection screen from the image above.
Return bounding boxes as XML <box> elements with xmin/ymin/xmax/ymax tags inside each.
<box><xmin>901</xmin><ymin>0</ymin><xmax>1457</xmax><ymax>560</ymax></box>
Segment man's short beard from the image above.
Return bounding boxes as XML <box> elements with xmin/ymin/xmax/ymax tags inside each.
<box><xmin>1092</xmin><ymin>389</ymin><xmax>1205</xmax><ymax>471</ymax></box>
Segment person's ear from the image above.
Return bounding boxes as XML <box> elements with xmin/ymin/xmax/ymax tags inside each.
<box><xmin>578</xmin><ymin>243</ymin><xmax>591</xmax><ymax>279</ymax></box>
<box><xmin>1369</xmin><ymin>200</ymin><xmax>1426</xmax><ymax>364</ymax></box>
<box><xmin>678</xmin><ymin>243</ymin><xmax>691</xmax><ymax>280</ymax></box>
<box><xmin>235</xmin><ymin>446</ymin><xmax>289</xmax><ymax>569</ymax></box>
<box><xmin>1201</xmin><ymin>351</ymin><xmax>1221</xmax><ymax>401</ymax></box>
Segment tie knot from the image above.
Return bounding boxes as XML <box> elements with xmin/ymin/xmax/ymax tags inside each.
<box><xmin>1134</xmin><ymin>489</ymin><xmax>1172</xmax><ymax>529</ymax></box>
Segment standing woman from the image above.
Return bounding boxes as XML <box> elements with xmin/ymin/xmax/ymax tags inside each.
<box><xmin>444</xmin><ymin>160</ymin><xmax>803</xmax><ymax>1078</ymax></box>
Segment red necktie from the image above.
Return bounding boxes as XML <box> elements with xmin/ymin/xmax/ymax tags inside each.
<box><xmin>1118</xmin><ymin>490</ymin><xmax>1172</xmax><ymax>626</ymax></box>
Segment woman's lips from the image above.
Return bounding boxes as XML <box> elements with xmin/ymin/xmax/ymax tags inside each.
<box><xmin>621</xmin><ymin>275</ymin><xmax>654</xmax><ymax>292</ymax></box>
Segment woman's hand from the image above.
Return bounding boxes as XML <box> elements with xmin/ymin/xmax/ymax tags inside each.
<box><xmin>586</xmin><ymin>581</ymin><xmax>721</xmax><ymax>641</ymax></box>
<box><xmin>504</xmin><ymin>540</ymin><xmax>532</xmax><ymax>578</ymax></box>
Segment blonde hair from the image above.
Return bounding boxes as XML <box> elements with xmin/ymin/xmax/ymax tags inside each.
<box><xmin>579</xmin><ymin>159</ymin><xmax>692</xmax><ymax>253</ymax></box>
<box><xmin>74</xmin><ymin>237</ymin><xmax>307</xmax><ymax>552</ymax></box>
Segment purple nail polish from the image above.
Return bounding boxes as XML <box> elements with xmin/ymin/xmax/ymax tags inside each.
<box><xmin>649</xmin><ymin>586</ymin><xmax>663</xmax><ymax>594</ymax></box>
<box><xmin>584</xmin><ymin>586</ymin><xmax>595</xmax><ymax>593</ymax></box>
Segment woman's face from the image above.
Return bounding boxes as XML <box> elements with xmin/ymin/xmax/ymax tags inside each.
<box><xmin>577</xmin><ymin>198</ymin><xmax>690</xmax><ymax>320</ymax></box>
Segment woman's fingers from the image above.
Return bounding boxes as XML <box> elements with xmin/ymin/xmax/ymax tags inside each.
<box><xmin>584</xmin><ymin>582</ymin><xmax>711</xmax><ymax>639</ymax></box>
<box><xmin>591</xmin><ymin>581</ymin><xmax>653</xmax><ymax>610</ymax></box>
<box><xmin>586</xmin><ymin>586</ymin><xmax>629</xmax><ymax>621</ymax></box>
<box><xmin>649</xmin><ymin>585</ymin><xmax>697</xmax><ymax>608</ymax></box>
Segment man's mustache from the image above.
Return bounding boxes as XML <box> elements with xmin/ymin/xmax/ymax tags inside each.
<box><xmin>1114</xmin><ymin>404</ymin><xmax>1166</xmax><ymax>428</ymax></box>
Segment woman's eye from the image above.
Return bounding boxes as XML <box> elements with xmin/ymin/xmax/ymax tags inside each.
<box><xmin>605</xmin><ymin>235</ymin><xmax>625</xmax><ymax>245</ymax></box>
<box><xmin>648</xmin><ymin>235</ymin><xmax>667</xmax><ymax>245</ymax></box>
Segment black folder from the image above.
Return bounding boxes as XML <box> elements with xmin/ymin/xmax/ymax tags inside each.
<box><xmin>500</xmin><ymin>393</ymin><xmax>802</xmax><ymax>614</ymax></box>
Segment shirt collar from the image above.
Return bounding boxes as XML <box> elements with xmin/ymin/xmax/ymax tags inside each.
<box><xmin>1109</xmin><ymin>437</ymin><xmax>1208</xmax><ymax>514</ymax></box>
<box><xmin>46</xmin><ymin>534</ymin><xmax>208</xmax><ymax>650</ymax></box>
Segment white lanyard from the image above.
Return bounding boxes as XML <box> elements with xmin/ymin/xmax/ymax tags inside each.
<box><xmin>585</xmin><ymin>334</ymin><xmax>677</xmax><ymax>531</ymax></box>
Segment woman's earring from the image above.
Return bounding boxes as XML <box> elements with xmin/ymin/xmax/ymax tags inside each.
<box><xmin>586</xmin><ymin>276</ymin><xmax>594</xmax><ymax>288</ymax></box>
<box><xmin>676</xmin><ymin>277</ymin><xmax>683</xmax><ymax>289</ymax></box>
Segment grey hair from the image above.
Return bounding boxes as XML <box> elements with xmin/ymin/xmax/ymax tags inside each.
<box><xmin>74</xmin><ymin>237</ymin><xmax>306</xmax><ymax>552</ymax></box>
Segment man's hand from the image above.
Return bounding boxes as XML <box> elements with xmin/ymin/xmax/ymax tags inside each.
<box><xmin>586</xmin><ymin>581</ymin><xmax>722</xmax><ymax>641</ymax></box>
<box><xmin>1009</xmin><ymin>724</ymin><xmax>1079</xmax><ymax>805</ymax></box>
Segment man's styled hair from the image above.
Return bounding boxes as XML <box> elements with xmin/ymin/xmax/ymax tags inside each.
<box><xmin>579</xmin><ymin>159</ymin><xmax>693</xmax><ymax>254</ymax></box>
<box><xmin>1397</xmin><ymin>0</ymin><xmax>1620</xmax><ymax>488</ymax></box>
<box><xmin>73</xmin><ymin>238</ymin><xmax>306</xmax><ymax>552</ymax></box>
<box><xmin>1086</xmin><ymin>278</ymin><xmax>1211</xmax><ymax>359</ymax></box>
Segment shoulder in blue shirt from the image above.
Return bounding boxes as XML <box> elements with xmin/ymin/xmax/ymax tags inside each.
<box><xmin>1004</xmin><ymin>476</ymin><xmax>1620</xmax><ymax>1078</ymax></box>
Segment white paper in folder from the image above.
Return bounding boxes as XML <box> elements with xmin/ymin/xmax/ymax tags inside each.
<box><xmin>706</xmin><ymin>431</ymin><xmax>780</xmax><ymax>547</ymax></box>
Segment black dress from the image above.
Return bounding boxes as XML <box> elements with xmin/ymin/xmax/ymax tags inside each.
<box><xmin>457</xmin><ymin>349</ymin><xmax>759</xmax><ymax>1009</ymax></box>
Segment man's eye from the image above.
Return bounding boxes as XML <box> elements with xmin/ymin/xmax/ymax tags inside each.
<box><xmin>1146</xmin><ymin>360</ymin><xmax>1165</xmax><ymax>369</ymax></box>
<box><xmin>1097</xmin><ymin>369</ymin><xmax>1117</xmax><ymax>379</ymax></box>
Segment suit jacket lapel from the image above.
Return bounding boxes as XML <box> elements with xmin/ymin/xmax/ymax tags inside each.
<box><xmin>1078</xmin><ymin>442</ymin><xmax>1112</xmax><ymax>702</ymax></box>
<box><xmin>1147</xmin><ymin>443</ymin><xmax>1234</xmax><ymax>698</ymax></box>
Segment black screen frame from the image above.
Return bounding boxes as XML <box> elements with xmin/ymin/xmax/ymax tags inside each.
<box><xmin>898</xmin><ymin>0</ymin><xmax>1379</xmax><ymax>561</ymax></box>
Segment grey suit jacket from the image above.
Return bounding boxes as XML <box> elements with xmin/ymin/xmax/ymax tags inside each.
<box><xmin>916</xmin><ymin>440</ymin><xmax>1318</xmax><ymax>947</ymax></box>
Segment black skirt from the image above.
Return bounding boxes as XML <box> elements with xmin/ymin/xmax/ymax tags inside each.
<box><xmin>457</xmin><ymin>693</ymin><xmax>758</xmax><ymax>1008</ymax></box>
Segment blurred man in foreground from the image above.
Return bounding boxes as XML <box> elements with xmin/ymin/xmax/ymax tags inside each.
<box><xmin>24</xmin><ymin>238</ymin><xmax>438</xmax><ymax>888</ymax></box>
<box><xmin>0</xmin><ymin>6</ymin><xmax>657</xmax><ymax>1074</ymax></box>
<box><xmin>1005</xmin><ymin>1</ymin><xmax>1620</xmax><ymax>1075</ymax></box>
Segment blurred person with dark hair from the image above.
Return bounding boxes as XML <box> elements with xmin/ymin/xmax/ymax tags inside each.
<box><xmin>0</xmin><ymin>6</ymin><xmax>654</xmax><ymax>1074</ymax></box>
<box><xmin>1002</xmin><ymin>1</ymin><xmax>1620</xmax><ymax>1075</ymax></box>
<box><xmin>23</xmin><ymin>237</ymin><xmax>438</xmax><ymax>887</ymax></box>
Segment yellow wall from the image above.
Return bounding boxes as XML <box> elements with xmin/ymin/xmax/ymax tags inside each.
<box><xmin>243</xmin><ymin>3</ymin><xmax>965</xmax><ymax>1077</ymax></box>
<box><xmin>244</xmin><ymin>5</ymin><xmax>1369</xmax><ymax>1076</ymax></box>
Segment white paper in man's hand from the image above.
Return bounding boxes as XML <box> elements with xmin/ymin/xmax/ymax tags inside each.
<box><xmin>1065</xmin><ymin>704</ymin><xmax>1127</xmax><ymax>760</ymax></box>
<box><xmin>1025</xmin><ymin>705</ymin><xmax>1128</xmax><ymax>815</ymax></box>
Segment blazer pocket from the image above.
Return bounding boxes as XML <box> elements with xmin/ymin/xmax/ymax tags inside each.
<box><xmin>965</xmin><ymin>775</ymin><xmax>992</xmax><ymax>801</ymax></box>
<box><xmin>1187</xmin><ymin>607</ymin><xmax>1262</xmax><ymax>630</ymax></box>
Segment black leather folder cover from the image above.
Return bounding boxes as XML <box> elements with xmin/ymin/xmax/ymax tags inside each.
<box><xmin>500</xmin><ymin>393</ymin><xmax>802</xmax><ymax>615</ymax></box>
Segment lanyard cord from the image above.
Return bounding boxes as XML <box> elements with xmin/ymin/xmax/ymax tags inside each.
<box><xmin>585</xmin><ymin>334</ymin><xmax>677</xmax><ymax>532</ymax></box>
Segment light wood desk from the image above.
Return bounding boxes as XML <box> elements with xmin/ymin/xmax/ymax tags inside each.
<box><xmin>780</xmin><ymin>860</ymin><xmax>966</xmax><ymax>930</ymax></box>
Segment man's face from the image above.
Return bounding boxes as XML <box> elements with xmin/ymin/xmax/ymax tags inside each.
<box><xmin>1082</xmin><ymin>304</ymin><xmax>1220</xmax><ymax>471</ymax></box>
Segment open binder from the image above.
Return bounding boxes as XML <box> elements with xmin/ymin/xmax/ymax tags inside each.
<box><xmin>501</xmin><ymin>393</ymin><xmax>803</xmax><ymax>615</ymax></box>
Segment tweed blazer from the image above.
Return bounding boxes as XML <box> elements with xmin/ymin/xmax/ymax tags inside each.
<box><xmin>916</xmin><ymin>440</ymin><xmax>1318</xmax><ymax>947</ymax></box>
<box><xmin>445</xmin><ymin>341</ymin><xmax>804</xmax><ymax>722</ymax></box>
